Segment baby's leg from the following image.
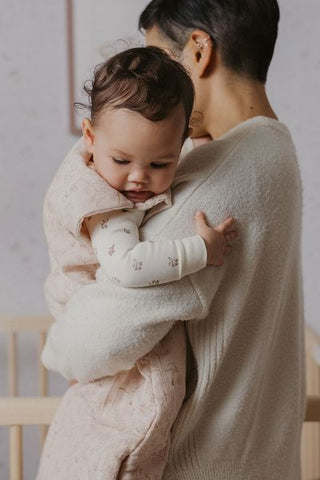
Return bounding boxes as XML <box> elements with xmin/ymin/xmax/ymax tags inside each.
<box><xmin>36</xmin><ymin>372</ymin><xmax>148</xmax><ymax>480</ymax></box>
<box><xmin>118</xmin><ymin>321</ymin><xmax>187</xmax><ymax>479</ymax></box>
<box><xmin>36</xmin><ymin>322</ymin><xmax>186</xmax><ymax>480</ymax></box>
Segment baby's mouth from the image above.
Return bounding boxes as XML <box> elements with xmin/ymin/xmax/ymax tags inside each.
<box><xmin>123</xmin><ymin>190</ymin><xmax>154</xmax><ymax>202</ymax></box>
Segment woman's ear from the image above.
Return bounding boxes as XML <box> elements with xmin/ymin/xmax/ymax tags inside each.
<box><xmin>82</xmin><ymin>118</ymin><xmax>95</xmax><ymax>154</ymax></box>
<box><xmin>183</xmin><ymin>30</ymin><xmax>215</xmax><ymax>78</ymax></box>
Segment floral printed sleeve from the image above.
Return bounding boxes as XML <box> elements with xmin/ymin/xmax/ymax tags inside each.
<box><xmin>84</xmin><ymin>208</ymin><xmax>207</xmax><ymax>288</ymax></box>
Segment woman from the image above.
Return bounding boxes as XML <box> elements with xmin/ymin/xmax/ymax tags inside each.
<box><xmin>42</xmin><ymin>1</ymin><xmax>306</xmax><ymax>479</ymax></box>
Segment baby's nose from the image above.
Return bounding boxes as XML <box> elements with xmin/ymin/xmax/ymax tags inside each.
<box><xmin>128</xmin><ymin>168</ymin><xmax>149</xmax><ymax>183</ymax></box>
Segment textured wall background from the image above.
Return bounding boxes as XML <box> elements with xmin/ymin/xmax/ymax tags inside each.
<box><xmin>267</xmin><ymin>0</ymin><xmax>320</xmax><ymax>339</ymax></box>
<box><xmin>0</xmin><ymin>0</ymin><xmax>319</xmax><ymax>477</ymax></box>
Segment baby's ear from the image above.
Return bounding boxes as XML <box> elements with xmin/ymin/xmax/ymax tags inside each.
<box><xmin>82</xmin><ymin>118</ymin><xmax>95</xmax><ymax>154</ymax></box>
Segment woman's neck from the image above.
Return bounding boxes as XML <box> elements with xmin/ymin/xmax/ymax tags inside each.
<box><xmin>201</xmin><ymin>71</ymin><xmax>277</xmax><ymax>140</ymax></box>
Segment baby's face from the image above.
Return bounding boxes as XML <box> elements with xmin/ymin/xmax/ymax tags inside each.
<box><xmin>82</xmin><ymin>105</ymin><xmax>186</xmax><ymax>203</ymax></box>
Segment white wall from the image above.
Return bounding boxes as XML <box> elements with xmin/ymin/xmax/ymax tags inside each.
<box><xmin>0</xmin><ymin>0</ymin><xmax>319</xmax><ymax>477</ymax></box>
<box><xmin>267</xmin><ymin>0</ymin><xmax>320</xmax><ymax>337</ymax></box>
<box><xmin>0</xmin><ymin>2</ymin><xmax>75</xmax><ymax>477</ymax></box>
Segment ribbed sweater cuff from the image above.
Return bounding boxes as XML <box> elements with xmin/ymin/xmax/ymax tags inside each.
<box><xmin>164</xmin><ymin>456</ymin><xmax>295</xmax><ymax>480</ymax></box>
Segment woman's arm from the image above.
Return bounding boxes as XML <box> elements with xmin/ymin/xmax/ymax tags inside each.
<box><xmin>41</xmin><ymin>264</ymin><xmax>224</xmax><ymax>383</ymax></box>
<box><xmin>41</xmin><ymin>209</ymin><xmax>231</xmax><ymax>383</ymax></box>
<box><xmin>85</xmin><ymin>208</ymin><xmax>207</xmax><ymax>287</ymax></box>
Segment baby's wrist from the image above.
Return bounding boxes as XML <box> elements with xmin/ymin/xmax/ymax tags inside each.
<box><xmin>199</xmin><ymin>235</ymin><xmax>211</xmax><ymax>261</ymax></box>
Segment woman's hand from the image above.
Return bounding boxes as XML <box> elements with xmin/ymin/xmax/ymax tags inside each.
<box><xmin>195</xmin><ymin>211</ymin><xmax>238</xmax><ymax>266</ymax></box>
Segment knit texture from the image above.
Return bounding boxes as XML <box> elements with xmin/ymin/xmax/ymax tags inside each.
<box><xmin>42</xmin><ymin>117</ymin><xmax>306</xmax><ymax>479</ymax></box>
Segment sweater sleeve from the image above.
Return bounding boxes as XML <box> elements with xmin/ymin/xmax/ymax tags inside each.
<box><xmin>85</xmin><ymin>209</ymin><xmax>207</xmax><ymax>287</ymax></box>
<box><xmin>41</xmin><ymin>260</ymin><xmax>224</xmax><ymax>383</ymax></box>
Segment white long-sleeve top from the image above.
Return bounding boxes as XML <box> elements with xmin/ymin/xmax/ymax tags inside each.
<box><xmin>85</xmin><ymin>209</ymin><xmax>207</xmax><ymax>287</ymax></box>
<box><xmin>42</xmin><ymin>117</ymin><xmax>307</xmax><ymax>480</ymax></box>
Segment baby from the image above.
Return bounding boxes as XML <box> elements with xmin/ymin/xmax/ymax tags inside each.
<box><xmin>37</xmin><ymin>46</ymin><xmax>237</xmax><ymax>479</ymax></box>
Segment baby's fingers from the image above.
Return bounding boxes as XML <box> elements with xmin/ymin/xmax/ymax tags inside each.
<box><xmin>194</xmin><ymin>210</ymin><xmax>209</xmax><ymax>231</ymax></box>
<box><xmin>216</xmin><ymin>216</ymin><xmax>236</xmax><ymax>233</ymax></box>
<box><xmin>224</xmin><ymin>230</ymin><xmax>238</xmax><ymax>243</ymax></box>
<box><xmin>225</xmin><ymin>245</ymin><xmax>232</xmax><ymax>255</ymax></box>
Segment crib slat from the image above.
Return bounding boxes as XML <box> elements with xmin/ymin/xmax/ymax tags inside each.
<box><xmin>301</xmin><ymin>424</ymin><xmax>311</xmax><ymax>479</ymax></box>
<box><xmin>312</xmin><ymin>341</ymin><xmax>320</xmax><ymax>476</ymax></box>
<box><xmin>38</xmin><ymin>331</ymin><xmax>49</xmax><ymax>446</ymax></box>
<box><xmin>39</xmin><ymin>423</ymin><xmax>49</xmax><ymax>450</ymax></box>
<box><xmin>38</xmin><ymin>331</ymin><xmax>48</xmax><ymax>396</ymax></box>
<box><xmin>301</xmin><ymin>327</ymin><xmax>320</xmax><ymax>480</ymax></box>
<box><xmin>8</xmin><ymin>332</ymin><xmax>18</xmax><ymax>396</ymax></box>
<box><xmin>10</xmin><ymin>425</ymin><xmax>22</xmax><ymax>480</ymax></box>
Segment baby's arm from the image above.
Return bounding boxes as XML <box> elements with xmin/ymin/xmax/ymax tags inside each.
<box><xmin>85</xmin><ymin>208</ymin><xmax>238</xmax><ymax>288</ymax></box>
<box><xmin>84</xmin><ymin>208</ymin><xmax>207</xmax><ymax>287</ymax></box>
<box><xmin>45</xmin><ymin>211</ymin><xmax>238</xmax><ymax>383</ymax></box>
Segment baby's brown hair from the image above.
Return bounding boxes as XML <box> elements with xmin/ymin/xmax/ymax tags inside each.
<box><xmin>76</xmin><ymin>46</ymin><xmax>194</xmax><ymax>139</ymax></box>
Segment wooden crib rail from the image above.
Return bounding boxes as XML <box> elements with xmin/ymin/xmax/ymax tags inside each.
<box><xmin>0</xmin><ymin>314</ymin><xmax>56</xmax><ymax>480</ymax></box>
<box><xmin>0</xmin><ymin>397</ymin><xmax>62</xmax><ymax>480</ymax></box>
<box><xmin>0</xmin><ymin>314</ymin><xmax>53</xmax><ymax>397</ymax></box>
<box><xmin>0</xmin><ymin>315</ymin><xmax>53</xmax><ymax>332</ymax></box>
<box><xmin>0</xmin><ymin>317</ymin><xmax>319</xmax><ymax>480</ymax></box>
<box><xmin>0</xmin><ymin>395</ymin><xmax>319</xmax><ymax>480</ymax></box>
<box><xmin>0</xmin><ymin>397</ymin><xmax>62</xmax><ymax>426</ymax></box>
<box><xmin>1</xmin><ymin>395</ymin><xmax>318</xmax><ymax>425</ymax></box>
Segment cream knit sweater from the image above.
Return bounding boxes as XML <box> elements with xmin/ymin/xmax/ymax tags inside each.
<box><xmin>42</xmin><ymin>116</ymin><xmax>306</xmax><ymax>480</ymax></box>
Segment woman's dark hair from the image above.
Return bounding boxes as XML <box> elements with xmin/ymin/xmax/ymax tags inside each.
<box><xmin>139</xmin><ymin>0</ymin><xmax>280</xmax><ymax>83</ymax></box>
<box><xmin>75</xmin><ymin>46</ymin><xmax>194</xmax><ymax>139</ymax></box>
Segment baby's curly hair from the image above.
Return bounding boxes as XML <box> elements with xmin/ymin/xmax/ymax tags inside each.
<box><xmin>75</xmin><ymin>46</ymin><xmax>194</xmax><ymax>139</ymax></box>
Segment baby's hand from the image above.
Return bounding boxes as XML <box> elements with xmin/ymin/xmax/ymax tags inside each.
<box><xmin>195</xmin><ymin>211</ymin><xmax>238</xmax><ymax>266</ymax></box>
